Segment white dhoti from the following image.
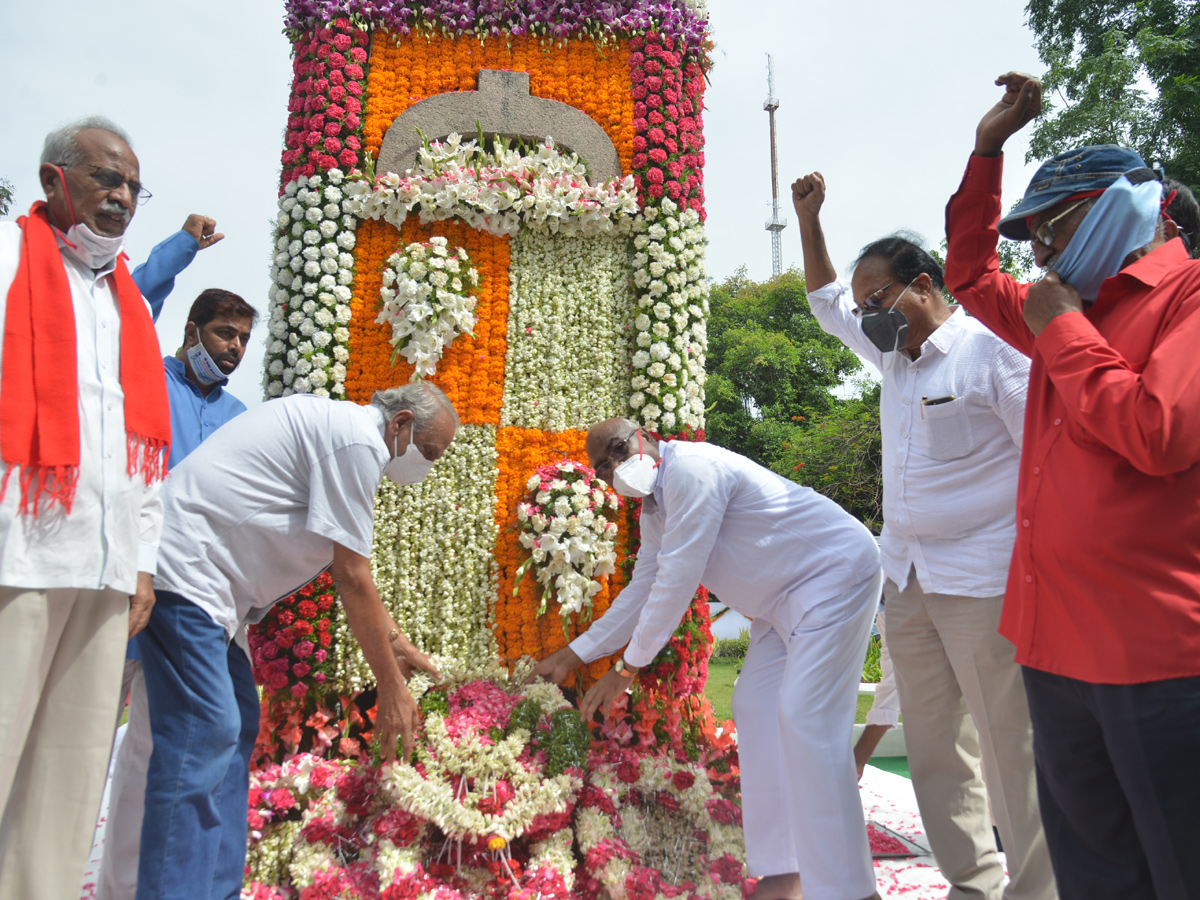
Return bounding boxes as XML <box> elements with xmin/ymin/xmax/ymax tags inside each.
<box><xmin>97</xmin><ymin>663</ymin><xmax>153</xmax><ymax>900</ymax></box>
<box><xmin>732</xmin><ymin>568</ymin><xmax>883</xmax><ymax>900</ymax></box>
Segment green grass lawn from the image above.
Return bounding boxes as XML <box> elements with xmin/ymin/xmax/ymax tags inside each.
<box><xmin>706</xmin><ymin>657</ymin><xmax>739</xmax><ymax>722</ymax></box>
<box><xmin>706</xmin><ymin>660</ymin><xmax>879</xmax><ymax>725</ymax></box>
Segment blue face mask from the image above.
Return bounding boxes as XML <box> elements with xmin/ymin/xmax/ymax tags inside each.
<box><xmin>1050</xmin><ymin>173</ymin><xmax>1162</xmax><ymax>301</ymax></box>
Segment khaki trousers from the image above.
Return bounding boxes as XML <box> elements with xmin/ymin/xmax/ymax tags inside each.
<box><xmin>0</xmin><ymin>586</ymin><xmax>128</xmax><ymax>900</ymax></box>
<box><xmin>885</xmin><ymin>568</ymin><xmax>1057</xmax><ymax>900</ymax></box>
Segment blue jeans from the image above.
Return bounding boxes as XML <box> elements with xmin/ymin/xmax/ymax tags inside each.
<box><xmin>136</xmin><ymin>591</ymin><xmax>259</xmax><ymax>900</ymax></box>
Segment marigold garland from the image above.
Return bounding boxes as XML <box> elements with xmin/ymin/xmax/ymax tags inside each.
<box><xmin>362</xmin><ymin>33</ymin><xmax>634</xmax><ymax>177</ymax></box>
<box><xmin>494</xmin><ymin>427</ymin><xmax>628</xmax><ymax>689</ymax></box>
<box><xmin>346</xmin><ymin>217</ymin><xmax>509</xmax><ymax>426</ymax></box>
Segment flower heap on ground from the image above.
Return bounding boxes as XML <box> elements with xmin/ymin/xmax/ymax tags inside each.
<box><xmin>244</xmin><ymin>660</ymin><xmax>745</xmax><ymax>900</ymax></box>
<box><xmin>378</xmin><ymin>235</ymin><xmax>480</xmax><ymax>378</ymax></box>
<box><xmin>257</xmin><ymin>0</ymin><xmax>717</xmax><ymax>759</ymax></box>
<box><xmin>574</xmin><ymin>737</ymin><xmax>749</xmax><ymax>900</ymax></box>
<box><xmin>245</xmin><ymin>661</ymin><xmax>588</xmax><ymax>899</ymax></box>
<box><xmin>515</xmin><ymin>460</ymin><xmax>621</xmax><ymax>631</ymax></box>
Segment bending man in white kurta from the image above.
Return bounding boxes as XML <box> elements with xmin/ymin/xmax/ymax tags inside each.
<box><xmin>534</xmin><ymin>419</ymin><xmax>885</xmax><ymax>900</ymax></box>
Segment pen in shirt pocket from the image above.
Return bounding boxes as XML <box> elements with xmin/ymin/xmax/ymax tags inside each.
<box><xmin>920</xmin><ymin>394</ymin><xmax>955</xmax><ymax>418</ymax></box>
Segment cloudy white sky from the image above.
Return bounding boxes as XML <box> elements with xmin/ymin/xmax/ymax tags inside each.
<box><xmin>0</xmin><ymin>1</ymin><xmax>1045</xmax><ymax>406</ymax></box>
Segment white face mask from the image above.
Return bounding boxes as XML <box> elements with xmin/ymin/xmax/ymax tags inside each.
<box><xmin>385</xmin><ymin>425</ymin><xmax>436</xmax><ymax>485</ymax></box>
<box><xmin>59</xmin><ymin>221</ymin><xmax>125</xmax><ymax>271</ymax></box>
<box><xmin>186</xmin><ymin>339</ymin><xmax>228</xmax><ymax>386</ymax></box>
<box><xmin>611</xmin><ymin>437</ymin><xmax>660</xmax><ymax>498</ymax></box>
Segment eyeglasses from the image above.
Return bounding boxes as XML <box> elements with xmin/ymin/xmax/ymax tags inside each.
<box><xmin>594</xmin><ymin>429</ymin><xmax>639</xmax><ymax>482</ymax></box>
<box><xmin>852</xmin><ymin>279</ymin><xmax>899</xmax><ymax>318</ymax></box>
<box><xmin>73</xmin><ymin>164</ymin><xmax>152</xmax><ymax>205</ymax></box>
<box><xmin>1031</xmin><ymin>198</ymin><xmax>1091</xmax><ymax>247</ymax></box>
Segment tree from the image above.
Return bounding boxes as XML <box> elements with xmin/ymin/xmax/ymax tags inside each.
<box><xmin>704</xmin><ymin>268</ymin><xmax>883</xmax><ymax>530</ymax></box>
<box><xmin>1026</xmin><ymin>0</ymin><xmax>1200</xmax><ymax>190</ymax></box>
<box><xmin>705</xmin><ymin>267</ymin><xmax>863</xmax><ymax>465</ymax></box>
<box><xmin>759</xmin><ymin>385</ymin><xmax>884</xmax><ymax>533</ymax></box>
<box><xmin>0</xmin><ymin>179</ymin><xmax>13</xmax><ymax>218</ymax></box>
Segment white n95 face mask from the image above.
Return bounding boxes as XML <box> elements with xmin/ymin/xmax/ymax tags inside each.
<box><xmin>611</xmin><ymin>433</ymin><xmax>660</xmax><ymax>498</ymax></box>
<box><xmin>60</xmin><ymin>222</ymin><xmax>125</xmax><ymax>271</ymax></box>
<box><xmin>385</xmin><ymin>428</ymin><xmax>436</xmax><ymax>484</ymax></box>
<box><xmin>186</xmin><ymin>340</ymin><xmax>228</xmax><ymax>385</ymax></box>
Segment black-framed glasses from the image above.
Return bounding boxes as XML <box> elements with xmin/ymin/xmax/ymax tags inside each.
<box><xmin>595</xmin><ymin>429</ymin><xmax>640</xmax><ymax>482</ymax></box>
<box><xmin>73</xmin><ymin>164</ymin><xmax>152</xmax><ymax>205</ymax></box>
<box><xmin>1031</xmin><ymin>198</ymin><xmax>1091</xmax><ymax>247</ymax></box>
<box><xmin>852</xmin><ymin>279</ymin><xmax>899</xmax><ymax>318</ymax></box>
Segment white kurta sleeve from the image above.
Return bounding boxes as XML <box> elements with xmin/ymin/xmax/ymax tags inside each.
<box><xmin>137</xmin><ymin>478</ymin><xmax>163</xmax><ymax>575</ymax></box>
<box><xmin>623</xmin><ymin>455</ymin><xmax>732</xmax><ymax>667</ymax></box>
<box><xmin>807</xmin><ymin>279</ymin><xmax>886</xmax><ymax>368</ymax></box>
<box><xmin>569</xmin><ymin>510</ymin><xmax>663</xmax><ymax>663</ymax></box>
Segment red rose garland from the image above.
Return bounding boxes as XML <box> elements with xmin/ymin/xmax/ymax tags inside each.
<box><xmin>281</xmin><ymin>17</ymin><xmax>371</xmax><ymax>187</ymax></box>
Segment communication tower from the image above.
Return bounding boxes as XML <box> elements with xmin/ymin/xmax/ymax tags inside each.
<box><xmin>764</xmin><ymin>54</ymin><xmax>786</xmax><ymax>277</ymax></box>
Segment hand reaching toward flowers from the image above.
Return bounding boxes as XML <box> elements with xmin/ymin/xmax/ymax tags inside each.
<box><xmin>331</xmin><ymin>542</ymin><xmax>414</xmax><ymax>763</ymax></box>
<box><xmin>528</xmin><ymin>645</ymin><xmax>583</xmax><ymax>686</ymax></box>
<box><xmin>579</xmin><ymin>664</ymin><xmax>636</xmax><ymax>723</ymax></box>
<box><xmin>387</xmin><ymin>619</ymin><xmax>440</xmax><ymax>682</ymax></box>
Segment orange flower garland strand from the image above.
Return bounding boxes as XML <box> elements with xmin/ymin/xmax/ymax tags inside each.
<box><xmin>345</xmin><ymin>217</ymin><xmax>509</xmax><ymax>425</ymax></box>
<box><xmin>364</xmin><ymin>32</ymin><xmax>633</xmax><ymax>176</ymax></box>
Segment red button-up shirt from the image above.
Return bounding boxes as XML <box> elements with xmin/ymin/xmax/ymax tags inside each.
<box><xmin>945</xmin><ymin>152</ymin><xmax>1200</xmax><ymax>684</ymax></box>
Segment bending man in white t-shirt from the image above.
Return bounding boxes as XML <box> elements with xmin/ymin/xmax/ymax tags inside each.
<box><xmin>133</xmin><ymin>382</ymin><xmax>457</xmax><ymax>900</ymax></box>
<box><xmin>534</xmin><ymin>419</ymin><xmax>885</xmax><ymax>900</ymax></box>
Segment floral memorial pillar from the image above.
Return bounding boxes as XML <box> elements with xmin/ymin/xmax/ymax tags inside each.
<box><xmin>243</xmin><ymin>2</ymin><xmax>748</xmax><ymax>896</ymax></box>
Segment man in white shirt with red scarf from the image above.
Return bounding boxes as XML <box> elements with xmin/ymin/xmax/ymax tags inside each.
<box><xmin>0</xmin><ymin>116</ymin><xmax>171</xmax><ymax>900</ymax></box>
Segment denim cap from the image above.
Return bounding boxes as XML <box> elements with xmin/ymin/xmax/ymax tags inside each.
<box><xmin>998</xmin><ymin>144</ymin><xmax>1149</xmax><ymax>241</ymax></box>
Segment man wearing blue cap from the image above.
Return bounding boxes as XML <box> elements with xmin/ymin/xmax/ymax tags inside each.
<box><xmin>945</xmin><ymin>72</ymin><xmax>1200</xmax><ymax>900</ymax></box>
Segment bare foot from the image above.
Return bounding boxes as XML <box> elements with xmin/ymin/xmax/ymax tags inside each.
<box><xmin>752</xmin><ymin>873</ymin><xmax>802</xmax><ymax>900</ymax></box>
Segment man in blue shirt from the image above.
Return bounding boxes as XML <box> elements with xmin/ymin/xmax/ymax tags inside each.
<box><xmin>97</xmin><ymin>286</ymin><xmax>256</xmax><ymax>900</ymax></box>
<box><xmin>162</xmin><ymin>289</ymin><xmax>256</xmax><ymax>468</ymax></box>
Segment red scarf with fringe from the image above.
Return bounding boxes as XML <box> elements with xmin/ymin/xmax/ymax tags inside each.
<box><xmin>1</xmin><ymin>202</ymin><xmax>171</xmax><ymax>515</ymax></box>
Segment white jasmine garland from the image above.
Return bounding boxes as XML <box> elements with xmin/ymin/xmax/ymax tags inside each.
<box><xmin>265</xmin><ymin>171</ymin><xmax>357</xmax><ymax>400</ymax></box>
<box><xmin>500</xmin><ymin>231</ymin><xmax>636</xmax><ymax>432</ymax></box>
<box><xmin>336</xmin><ymin>426</ymin><xmax>499</xmax><ymax>693</ymax></box>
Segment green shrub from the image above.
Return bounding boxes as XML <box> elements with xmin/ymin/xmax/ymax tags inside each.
<box><xmin>713</xmin><ymin>626</ymin><xmax>750</xmax><ymax>660</ymax></box>
<box><xmin>861</xmin><ymin>634</ymin><xmax>882</xmax><ymax>683</ymax></box>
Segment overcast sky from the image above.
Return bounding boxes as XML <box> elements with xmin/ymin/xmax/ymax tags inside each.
<box><xmin>0</xmin><ymin>0</ymin><xmax>1045</xmax><ymax>406</ymax></box>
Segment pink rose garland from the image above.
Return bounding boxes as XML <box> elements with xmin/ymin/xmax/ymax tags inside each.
<box><xmin>280</xmin><ymin>17</ymin><xmax>370</xmax><ymax>187</ymax></box>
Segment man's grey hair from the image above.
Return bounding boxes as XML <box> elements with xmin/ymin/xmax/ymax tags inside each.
<box><xmin>371</xmin><ymin>381</ymin><xmax>459</xmax><ymax>434</ymax></box>
<box><xmin>41</xmin><ymin>116</ymin><xmax>134</xmax><ymax>167</ymax></box>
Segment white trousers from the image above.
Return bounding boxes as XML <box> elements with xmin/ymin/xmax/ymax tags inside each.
<box><xmin>885</xmin><ymin>568</ymin><xmax>1056</xmax><ymax>900</ymax></box>
<box><xmin>97</xmin><ymin>661</ymin><xmax>152</xmax><ymax>900</ymax></box>
<box><xmin>0</xmin><ymin>586</ymin><xmax>128</xmax><ymax>900</ymax></box>
<box><xmin>732</xmin><ymin>568</ymin><xmax>883</xmax><ymax>900</ymax></box>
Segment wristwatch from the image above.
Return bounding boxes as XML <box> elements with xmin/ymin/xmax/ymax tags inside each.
<box><xmin>613</xmin><ymin>657</ymin><xmax>639</xmax><ymax>678</ymax></box>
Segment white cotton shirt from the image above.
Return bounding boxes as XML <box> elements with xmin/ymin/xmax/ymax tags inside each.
<box><xmin>808</xmin><ymin>280</ymin><xmax>1028</xmax><ymax>597</ymax></box>
<box><xmin>0</xmin><ymin>223</ymin><xmax>162</xmax><ymax>595</ymax></box>
<box><xmin>154</xmin><ymin>395</ymin><xmax>390</xmax><ymax>638</ymax></box>
<box><xmin>570</xmin><ymin>440</ymin><xmax>881</xmax><ymax>668</ymax></box>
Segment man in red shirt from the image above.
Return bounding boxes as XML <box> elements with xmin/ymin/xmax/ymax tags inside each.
<box><xmin>944</xmin><ymin>72</ymin><xmax>1200</xmax><ymax>900</ymax></box>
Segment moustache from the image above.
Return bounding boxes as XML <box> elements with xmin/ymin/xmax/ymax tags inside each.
<box><xmin>98</xmin><ymin>200</ymin><xmax>131</xmax><ymax>223</ymax></box>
